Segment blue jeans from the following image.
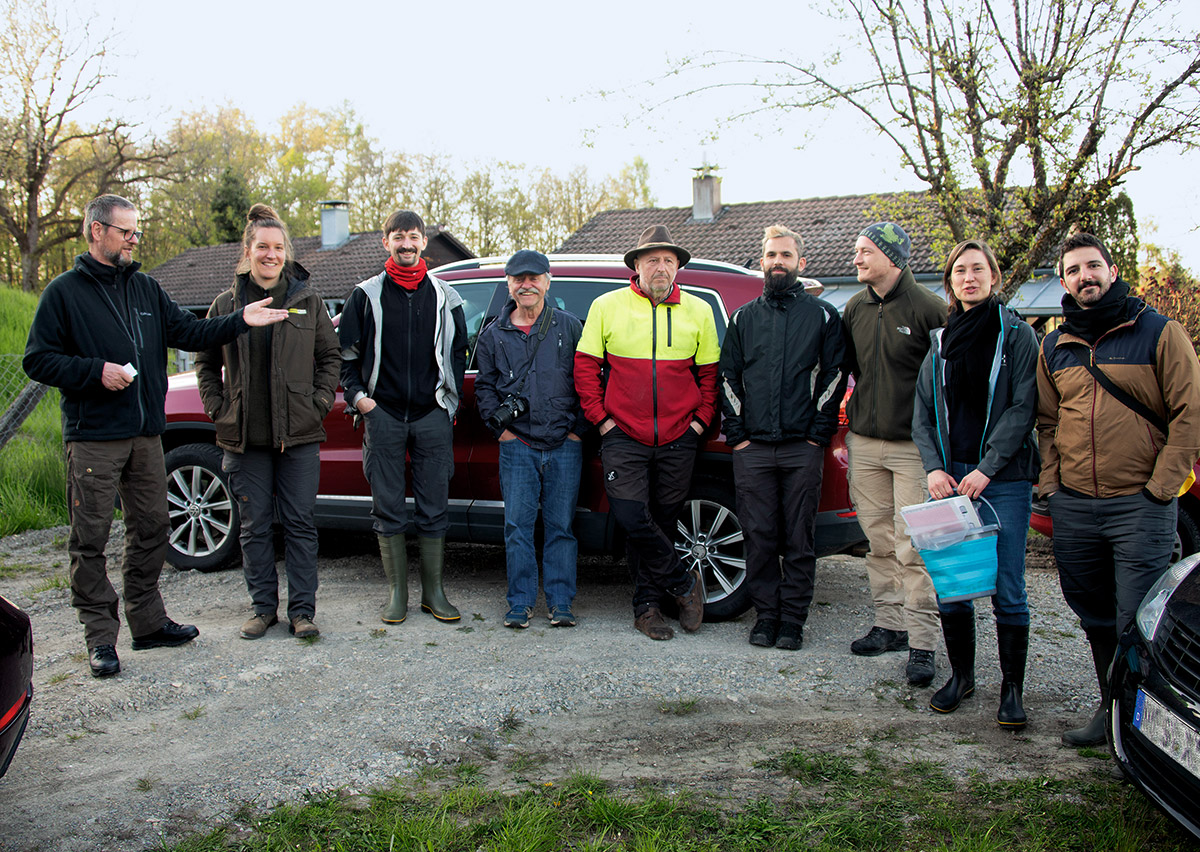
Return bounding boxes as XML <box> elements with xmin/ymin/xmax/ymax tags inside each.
<box><xmin>937</xmin><ymin>462</ymin><xmax>1032</xmax><ymax>626</ymax></box>
<box><xmin>498</xmin><ymin>437</ymin><xmax>582</xmax><ymax>610</ymax></box>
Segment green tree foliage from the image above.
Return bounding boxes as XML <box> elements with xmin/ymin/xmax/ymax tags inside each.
<box><xmin>1079</xmin><ymin>192</ymin><xmax>1140</xmax><ymax>288</ymax></box>
<box><xmin>135</xmin><ymin>106</ymin><xmax>268</xmax><ymax>266</ymax></box>
<box><xmin>210</xmin><ymin>168</ymin><xmax>252</xmax><ymax>244</ymax></box>
<box><xmin>453</xmin><ymin>158</ymin><xmax>658</xmax><ymax>258</ymax></box>
<box><xmin>666</xmin><ymin>0</ymin><xmax>1199</xmax><ymax>297</ymax></box>
<box><xmin>2</xmin><ymin>40</ymin><xmax>656</xmax><ymax>282</ymax></box>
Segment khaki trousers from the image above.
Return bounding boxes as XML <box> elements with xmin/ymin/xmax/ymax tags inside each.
<box><xmin>66</xmin><ymin>437</ymin><xmax>170</xmax><ymax>648</ymax></box>
<box><xmin>845</xmin><ymin>431</ymin><xmax>939</xmax><ymax>650</ymax></box>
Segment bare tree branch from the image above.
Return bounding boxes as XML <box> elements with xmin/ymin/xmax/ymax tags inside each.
<box><xmin>653</xmin><ymin>0</ymin><xmax>1199</xmax><ymax>298</ymax></box>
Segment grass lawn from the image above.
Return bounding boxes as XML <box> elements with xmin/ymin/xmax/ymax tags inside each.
<box><xmin>163</xmin><ymin>748</ymin><xmax>1192</xmax><ymax>852</ymax></box>
<box><xmin>1</xmin><ymin>287</ymin><xmax>68</xmax><ymax>535</ymax></box>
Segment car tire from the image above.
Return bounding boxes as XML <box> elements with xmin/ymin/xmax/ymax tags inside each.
<box><xmin>1175</xmin><ymin>499</ymin><xmax>1200</xmax><ymax>562</ymax></box>
<box><xmin>674</xmin><ymin>477</ymin><xmax>749</xmax><ymax>622</ymax></box>
<box><xmin>163</xmin><ymin>443</ymin><xmax>240</xmax><ymax>573</ymax></box>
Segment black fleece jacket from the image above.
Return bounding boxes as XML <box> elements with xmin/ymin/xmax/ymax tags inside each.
<box><xmin>24</xmin><ymin>253</ymin><xmax>249</xmax><ymax>442</ymax></box>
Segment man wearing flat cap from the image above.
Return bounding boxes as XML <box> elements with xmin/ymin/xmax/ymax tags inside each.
<box><xmin>842</xmin><ymin>221</ymin><xmax>946</xmax><ymax>686</ymax></box>
<box><xmin>575</xmin><ymin>225</ymin><xmax>720</xmax><ymax>640</ymax></box>
<box><xmin>476</xmin><ymin>250</ymin><xmax>586</xmax><ymax>629</ymax></box>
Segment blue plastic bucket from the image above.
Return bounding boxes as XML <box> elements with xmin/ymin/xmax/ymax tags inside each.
<box><xmin>919</xmin><ymin>530</ymin><xmax>999</xmax><ymax>603</ymax></box>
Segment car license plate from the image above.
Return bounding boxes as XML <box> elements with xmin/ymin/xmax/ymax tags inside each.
<box><xmin>1133</xmin><ymin>689</ymin><xmax>1200</xmax><ymax>780</ymax></box>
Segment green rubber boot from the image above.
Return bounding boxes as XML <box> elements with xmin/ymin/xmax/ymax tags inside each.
<box><xmin>418</xmin><ymin>536</ymin><xmax>460</xmax><ymax>622</ymax></box>
<box><xmin>377</xmin><ymin>534</ymin><xmax>408</xmax><ymax>624</ymax></box>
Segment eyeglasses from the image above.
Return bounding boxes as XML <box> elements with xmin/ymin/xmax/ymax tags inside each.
<box><xmin>98</xmin><ymin>221</ymin><xmax>144</xmax><ymax>242</ymax></box>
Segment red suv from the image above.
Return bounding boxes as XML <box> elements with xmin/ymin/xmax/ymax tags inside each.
<box><xmin>161</xmin><ymin>255</ymin><xmax>865</xmax><ymax>620</ymax></box>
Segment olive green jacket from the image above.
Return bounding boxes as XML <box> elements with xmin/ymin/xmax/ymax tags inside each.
<box><xmin>842</xmin><ymin>267</ymin><xmax>946</xmax><ymax>441</ymax></box>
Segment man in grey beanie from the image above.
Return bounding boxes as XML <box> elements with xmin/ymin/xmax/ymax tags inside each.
<box><xmin>841</xmin><ymin>222</ymin><xmax>946</xmax><ymax>686</ymax></box>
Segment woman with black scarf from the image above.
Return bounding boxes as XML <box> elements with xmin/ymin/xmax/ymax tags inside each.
<box><xmin>911</xmin><ymin>240</ymin><xmax>1041</xmax><ymax>728</ymax></box>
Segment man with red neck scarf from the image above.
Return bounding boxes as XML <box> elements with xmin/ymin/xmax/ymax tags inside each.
<box><xmin>338</xmin><ymin>210</ymin><xmax>468</xmax><ymax>624</ymax></box>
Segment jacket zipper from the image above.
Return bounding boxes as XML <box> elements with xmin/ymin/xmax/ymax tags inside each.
<box><xmin>94</xmin><ymin>275</ymin><xmax>146</xmax><ymax>433</ymax></box>
<box><xmin>651</xmin><ymin>300</ymin><xmax>660</xmax><ymax>445</ymax></box>
<box><xmin>276</xmin><ymin>281</ymin><xmax>301</xmax><ymax>452</ymax></box>
<box><xmin>404</xmin><ymin>292</ymin><xmax>413</xmax><ymax>422</ymax></box>
<box><xmin>1059</xmin><ymin>314</ymin><xmax>1141</xmax><ymax>497</ymax></box>
<box><xmin>871</xmin><ymin>302</ymin><xmax>883</xmax><ymax>435</ymax></box>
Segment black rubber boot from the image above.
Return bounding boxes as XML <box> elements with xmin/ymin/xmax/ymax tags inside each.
<box><xmin>1062</xmin><ymin>629</ymin><xmax>1118</xmax><ymax>747</ymax></box>
<box><xmin>930</xmin><ymin>611</ymin><xmax>975</xmax><ymax>713</ymax></box>
<box><xmin>418</xmin><ymin>536</ymin><xmax>460</xmax><ymax>622</ymax></box>
<box><xmin>377</xmin><ymin>534</ymin><xmax>407</xmax><ymax>624</ymax></box>
<box><xmin>996</xmin><ymin>623</ymin><xmax>1028</xmax><ymax>729</ymax></box>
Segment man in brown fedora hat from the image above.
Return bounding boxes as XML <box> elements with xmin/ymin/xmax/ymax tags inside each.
<box><xmin>575</xmin><ymin>225</ymin><xmax>720</xmax><ymax>640</ymax></box>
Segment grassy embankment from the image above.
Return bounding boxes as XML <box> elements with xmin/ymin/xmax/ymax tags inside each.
<box><xmin>163</xmin><ymin>747</ymin><xmax>1193</xmax><ymax>852</ymax></box>
<box><xmin>0</xmin><ymin>287</ymin><xmax>68</xmax><ymax>535</ymax></box>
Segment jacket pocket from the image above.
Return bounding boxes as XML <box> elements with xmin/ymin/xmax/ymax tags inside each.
<box><xmin>214</xmin><ymin>388</ymin><xmax>242</xmax><ymax>443</ymax></box>
<box><xmin>286</xmin><ymin>380</ymin><xmax>323</xmax><ymax>437</ymax></box>
<box><xmin>284</xmin><ymin>310</ymin><xmax>316</xmax><ymax>331</ymax></box>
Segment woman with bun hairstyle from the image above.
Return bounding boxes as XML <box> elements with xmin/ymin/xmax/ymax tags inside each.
<box><xmin>911</xmin><ymin>239</ymin><xmax>1040</xmax><ymax>728</ymax></box>
<box><xmin>196</xmin><ymin>204</ymin><xmax>340</xmax><ymax>640</ymax></box>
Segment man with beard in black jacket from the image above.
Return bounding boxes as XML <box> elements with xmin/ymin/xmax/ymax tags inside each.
<box><xmin>718</xmin><ymin>225</ymin><xmax>848</xmax><ymax>650</ymax></box>
<box><xmin>24</xmin><ymin>194</ymin><xmax>288</xmax><ymax>678</ymax></box>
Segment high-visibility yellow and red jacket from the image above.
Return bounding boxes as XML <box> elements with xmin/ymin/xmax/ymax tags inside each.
<box><xmin>575</xmin><ymin>278</ymin><xmax>720</xmax><ymax>447</ymax></box>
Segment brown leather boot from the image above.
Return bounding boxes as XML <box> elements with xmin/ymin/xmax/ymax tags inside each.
<box><xmin>635</xmin><ymin>607</ymin><xmax>674</xmax><ymax>640</ymax></box>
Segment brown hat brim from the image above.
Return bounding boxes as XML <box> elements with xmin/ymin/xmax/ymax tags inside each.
<box><xmin>623</xmin><ymin>243</ymin><xmax>691</xmax><ymax>270</ymax></box>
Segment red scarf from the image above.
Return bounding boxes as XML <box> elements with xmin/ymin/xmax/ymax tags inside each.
<box><xmin>385</xmin><ymin>256</ymin><xmax>428</xmax><ymax>290</ymax></box>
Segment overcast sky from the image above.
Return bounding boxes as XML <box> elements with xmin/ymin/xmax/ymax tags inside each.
<box><xmin>74</xmin><ymin>0</ymin><xmax>1199</xmax><ymax>271</ymax></box>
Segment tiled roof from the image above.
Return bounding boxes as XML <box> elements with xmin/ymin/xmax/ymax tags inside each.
<box><xmin>557</xmin><ymin>192</ymin><xmax>941</xmax><ymax>280</ymax></box>
<box><xmin>149</xmin><ymin>228</ymin><xmax>473</xmax><ymax>310</ymax></box>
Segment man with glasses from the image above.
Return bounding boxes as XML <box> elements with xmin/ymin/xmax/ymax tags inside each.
<box><xmin>24</xmin><ymin>194</ymin><xmax>288</xmax><ymax>678</ymax></box>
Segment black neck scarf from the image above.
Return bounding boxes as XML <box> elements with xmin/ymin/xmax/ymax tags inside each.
<box><xmin>1059</xmin><ymin>277</ymin><xmax>1131</xmax><ymax>344</ymax></box>
<box><xmin>941</xmin><ymin>296</ymin><xmax>1000</xmax><ymax>412</ymax></box>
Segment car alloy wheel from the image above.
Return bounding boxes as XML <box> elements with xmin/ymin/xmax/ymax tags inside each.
<box><xmin>674</xmin><ymin>479</ymin><xmax>748</xmax><ymax>621</ymax></box>
<box><xmin>163</xmin><ymin>443</ymin><xmax>240</xmax><ymax>572</ymax></box>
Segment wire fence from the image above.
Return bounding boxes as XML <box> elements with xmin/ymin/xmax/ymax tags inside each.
<box><xmin>0</xmin><ymin>354</ymin><xmax>51</xmax><ymax>450</ymax></box>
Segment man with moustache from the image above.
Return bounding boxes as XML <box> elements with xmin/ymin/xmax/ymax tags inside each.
<box><xmin>338</xmin><ymin>210</ymin><xmax>469</xmax><ymax>624</ymax></box>
<box><xmin>575</xmin><ymin>225</ymin><xmax>720</xmax><ymax>640</ymax></box>
<box><xmin>23</xmin><ymin>194</ymin><xmax>288</xmax><ymax>677</ymax></box>
<box><xmin>1037</xmin><ymin>232</ymin><xmax>1200</xmax><ymax>747</ymax></box>
<box><xmin>841</xmin><ymin>221</ymin><xmax>946</xmax><ymax>686</ymax></box>
<box><xmin>476</xmin><ymin>250</ymin><xmax>585</xmax><ymax>629</ymax></box>
<box><xmin>718</xmin><ymin>225</ymin><xmax>847</xmax><ymax>650</ymax></box>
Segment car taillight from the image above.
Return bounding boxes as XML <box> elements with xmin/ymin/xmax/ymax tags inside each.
<box><xmin>0</xmin><ymin>687</ymin><xmax>29</xmax><ymax>730</ymax></box>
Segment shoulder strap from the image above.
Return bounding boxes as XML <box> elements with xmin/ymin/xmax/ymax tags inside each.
<box><xmin>1065</xmin><ymin>343</ymin><xmax>1168</xmax><ymax>436</ymax></box>
<box><xmin>511</xmin><ymin>307</ymin><xmax>555</xmax><ymax>397</ymax></box>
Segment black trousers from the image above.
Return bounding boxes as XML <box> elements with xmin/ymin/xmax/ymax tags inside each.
<box><xmin>733</xmin><ymin>440</ymin><xmax>823</xmax><ymax>624</ymax></box>
<box><xmin>600</xmin><ymin>426</ymin><xmax>699</xmax><ymax>612</ymax></box>
<box><xmin>1049</xmin><ymin>490</ymin><xmax>1176</xmax><ymax>637</ymax></box>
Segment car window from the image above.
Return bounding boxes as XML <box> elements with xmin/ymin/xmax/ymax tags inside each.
<box><xmin>457</xmin><ymin>277</ymin><xmax>735</xmax><ymax>367</ymax></box>
<box><xmin>681</xmin><ymin>288</ymin><xmax>729</xmax><ymax>345</ymax></box>
<box><xmin>545</xmin><ymin>280</ymin><xmax>624</xmax><ymax>324</ymax></box>
<box><xmin>548</xmin><ymin>280</ymin><xmax>729</xmax><ymax>345</ymax></box>
<box><xmin>453</xmin><ymin>281</ymin><xmax>500</xmax><ymax>362</ymax></box>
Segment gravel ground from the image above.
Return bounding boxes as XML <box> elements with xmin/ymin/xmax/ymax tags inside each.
<box><xmin>0</xmin><ymin>526</ymin><xmax>1103</xmax><ymax>851</ymax></box>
